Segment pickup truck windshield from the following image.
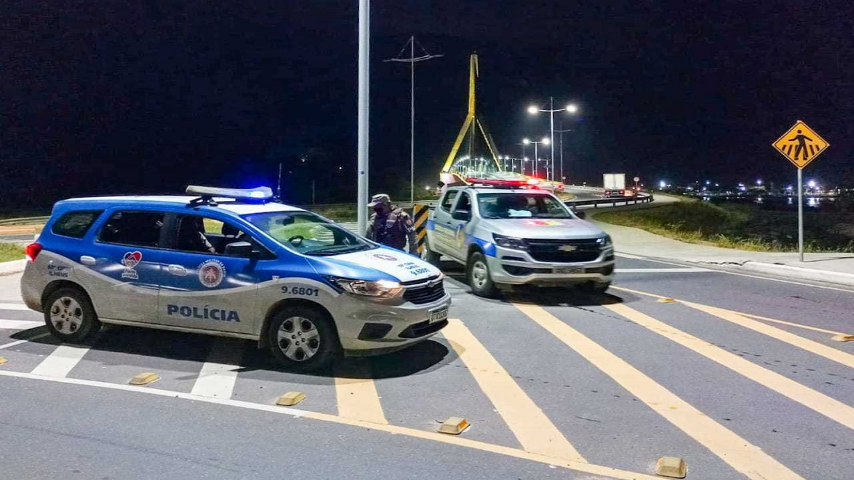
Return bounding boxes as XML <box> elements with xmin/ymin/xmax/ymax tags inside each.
<box><xmin>243</xmin><ymin>211</ymin><xmax>375</xmax><ymax>255</ymax></box>
<box><xmin>477</xmin><ymin>193</ymin><xmax>574</xmax><ymax>219</ymax></box>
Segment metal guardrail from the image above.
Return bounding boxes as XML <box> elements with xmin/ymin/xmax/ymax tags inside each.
<box><xmin>0</xmin><ymin>216</ymin><xmax>50</xmax><ymax>226</ymax></box>
<box><xmin>567</xmin><ymin>193</ymin><xmax>654</xmax><ymax>208</ymax></box>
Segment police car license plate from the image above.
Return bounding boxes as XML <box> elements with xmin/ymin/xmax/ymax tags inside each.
<box><xmin>554</xmin><ymin>267</ymin><xmax>584</xmax><ymax>274</ymax></box>
<box><xmin>429</xmin><ymin>307</ymin><xmax>448</xmax><ymax>324</ymax></box>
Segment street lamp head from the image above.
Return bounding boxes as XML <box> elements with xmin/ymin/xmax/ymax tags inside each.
<box><xmin>527</xmin><ymin>105</ymin><xmax>539</xmax><ymax>115</ymax></box>
<box><xmin>566</xmin><ymin>104</ymin><xmax>579</xmax><ymax>114</ymax></box>
<box><xmin>522</xmin><ymin>138</ymin><xmax>531</xmax><ymax>145</ymax></box>
<box><xmin>541</xmin><ymin>137</ymin><xmax>550</xmax><ymax>145</ymax></box>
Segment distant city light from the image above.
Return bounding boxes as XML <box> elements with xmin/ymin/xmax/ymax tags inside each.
<box><xmin>756</xmin><ymin>179</ymin><xmax>763</xmax><ymax>185</ymax></box>
<box><xmin>705</xmin><ymin>180</ymin><xmax>710</xmax><ymax>185</ymax></box>
<box><xmin>807</xmin><ymin>180</ymin><xmax>817</xmax><ymax>188</ymax></box>
<box><xmin>659</xmin><ymin>180</ymin><xmax>667</xmax><ymax>188</ymax></box>
<box><xmin>786</xmin><ymin>185</ymin><xmax>793</xmax><ymax>191</ymax></box>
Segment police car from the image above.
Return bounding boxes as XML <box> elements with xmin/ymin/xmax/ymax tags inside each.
<box><xmin>424</xmin><ymin>185</ymin><xmax>614</xmax><ymax>297</ymax></box>
<box><xmin>20</xmin><ymin>186</ymin><xmax>451</xmax><ymax>371</ymax></box>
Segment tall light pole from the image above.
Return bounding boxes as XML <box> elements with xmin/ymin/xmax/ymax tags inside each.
<box><xmin>356</xmin><ymin>0</ymin><xmax>370</xmax><ymax>235</ymax></box>
<box><xmin>555</xmin><ymin>120</ymin><xmax>573</xmax><ymax>183</ymax></box>
<box><xmin>522</xmin><ymin>137</ymin><xmax>549</xmax><ymax>178</ymax></box>
<box><xmin>528</xmin><ymin>99</ymin><xmax>578</xmax><ymax>181</ymax></box>
<box><xmin>384</xmin><ymin>36</ymin><xmax>442</xmax><ymax>203</ymax></box>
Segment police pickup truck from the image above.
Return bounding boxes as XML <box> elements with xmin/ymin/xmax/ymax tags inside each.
<box><xmin>424</xmin><ymin>185</ymin><xmax>614</xmax><ymax>297</ymax></box>
<box><xmin>21</xmin><ymin>186</ymin><xmax>450</xmax><ymax>371</ymax></box>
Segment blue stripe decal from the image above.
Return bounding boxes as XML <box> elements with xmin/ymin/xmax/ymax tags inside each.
<box><xmin>469</xmin><ymin>236</ymin><xmax>496</xmax><ymax>257</ymax></box>
<box><xmin>426</xmin><ymin>219</ymin><xmax>435</xmax><ymax>231</ymax></box>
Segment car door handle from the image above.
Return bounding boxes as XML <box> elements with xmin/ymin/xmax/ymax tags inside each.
<box><xmin>167</xmin><ymin>264</ymin><xmax>187</xmax><ymax>276</ymax></box>
<box><xmin>80</xmin><ymin>256</ymin><xmax>96</xmax><ymax>266</ymax></box>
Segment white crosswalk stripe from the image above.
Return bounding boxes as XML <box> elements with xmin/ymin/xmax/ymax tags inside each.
<box><xmin>30</xmin><ymin>344</ymin><xmax>90</xmax><ymax>378</ymax></box>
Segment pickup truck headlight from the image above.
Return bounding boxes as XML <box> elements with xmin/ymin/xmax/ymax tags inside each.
<box><xmin>325</xmin><ymin>277</ymin><xmax>402</xmax><ymax>298</ymax></box>
<box><xmin>596</xmin><ymin>235</ymin><xmax>613</xmax><ymax>247</ymax></box>
<box><xmin>493</xmin><ymin>233</ymin><xmax>528</xmax><ymax>251</ymax></box>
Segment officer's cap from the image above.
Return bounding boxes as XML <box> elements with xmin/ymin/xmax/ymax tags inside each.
<box><xmin>368</xmin><ymin>193</ymin><xmax>392</xmax><ymax>207</ymax></box>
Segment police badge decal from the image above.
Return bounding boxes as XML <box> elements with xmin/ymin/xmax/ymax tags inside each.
<box><xmin>198</xmin><ymin>259</ymin><xmax>226</xmax><ymax>288</ymax></box>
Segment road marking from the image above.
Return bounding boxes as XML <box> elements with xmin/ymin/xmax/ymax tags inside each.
<box><xmin>443</xmin><ymin>319</ymin><xmax>585</xmax><ymax>462</ymax></box>
<box><xmin>513</xmin><ymin>302</ymin><xmax>805</xmax><ymax>480</ymax></box>
<box><xmin>0</xmin><ymin>303</ymin><xmax>29</xmax><ymax>311</ymax></box>
<box><xmin>0</xmin><ymin>319</ymin><xmax>43</xmax><ymax>330</ymax></box>
<box><xmin>335</xmin><ymin>361</ymin><xmax>387</xmax><ymax>425</ymax></box>
<box><xmin>0</xmin><ymin>370</ymin><xmax>661</xmax><ymax>480</ymax></box>
<box><xmin>603</xmin><ymin>302</ymin><xmax>854</xmax><ymax>430</ymax></box>
<box><xmin>680</xmin><ymin>301</ymin><xmax>854</xmax><ymax>369</ymax></box>
<box><xmin>615</xmin><ymin>268</ymin><xmax>710</xmax><ymax>273</ymax></box>
<box><xmin>190</xmin><ymin>339</ymin><xmax>243</xmax><ymax>399</ymax></box>
<box><xmin>612</xmin><ymin>285</ymin><xmax>854</xmax><ymax>361</ymax></box>
<box><xmin>30</xmin><ymin>344</ymin><xmax>89</xmax><ymax>377</ymax></box>
<box><xmin>0</xmin><ymin>332</ymin><xmax>50</xmax><ymax>350</ymax></box>
<box><xmin>614</xmin><ymin>252</ymin><xmax>648</xmax><ymax>259</ymax></box>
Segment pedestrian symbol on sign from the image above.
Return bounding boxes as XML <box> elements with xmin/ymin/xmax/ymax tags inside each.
<box><xmin>772</xmin><ymin>121</ymin><xmax>828</xmax><ymax>169</ymax></box>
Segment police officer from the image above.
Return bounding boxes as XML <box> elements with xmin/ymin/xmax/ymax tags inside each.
<box><xmin>366</xmin><ymin>193</ymin><xmax>418</xmax><ymax>254</ymax></box>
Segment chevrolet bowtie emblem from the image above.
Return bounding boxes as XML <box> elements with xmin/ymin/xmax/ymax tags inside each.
<box><xmin>558</xmin><ymin>245</ymin><xmax>577</xmax><ymax>252</ymax></box>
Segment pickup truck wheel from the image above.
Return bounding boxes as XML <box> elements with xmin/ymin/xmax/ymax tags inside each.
<box><xmin>268</xmin><ymin>305</ymin><xmax>339</xmax><ymax>372</ymax></box>
<box><xmin>423</xmin><ymin>238</ymin><xmax>441</xmax><ymax>266</ymax></box>
<box><xmin>43</xmin><ymin>287</ymin><xmax>101</xmax><ymax>343</ymax></box>
<box><xmin>467</xmin><ymin>252</ymin><xmax>498</xmax><ymax>298</ymax></box>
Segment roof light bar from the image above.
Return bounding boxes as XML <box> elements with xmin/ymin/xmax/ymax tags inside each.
<box><xmin>185</xmin><ymin>185</ymin><xmax>273</xmax><ymax>203</ymax></box>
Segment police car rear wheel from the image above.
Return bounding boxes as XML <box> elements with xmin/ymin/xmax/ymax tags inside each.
<box><xmin>467</xmin><ymin>252</ymin><xmax>498</xmax><ymax>298</ymax></box>
<box><xmin>44</xmin><ymin>288</ymin><xmax>101</xmax><ymax>343</ymax></box>
<box><xmin>269</xmin><ymin>306</ymin><xmax>338</xmax><ymax>371</ymax></box>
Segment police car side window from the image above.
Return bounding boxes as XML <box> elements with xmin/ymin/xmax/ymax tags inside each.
<box><xmin>173</xmin><ymin>214</ymin><xmax>251</xmax><ymax>256</ymax></box>
<box><xmin>455</xmin><ymin>193</ymin><xmax>471</xmax><ymax>212</ymax></box>
<box><xmin>52</xmin><ymin>210</ymin><xmax>103</xmax><ymax>238</ymax></box>
<box><xmin>440</xmin><ymin>191</ymin><xmax>459</xmax><ymax>212</ymax></box>
<box><xmin>98</xmin><ymin>211</ymin><xmax>164</xmax><ymax>248</ymax></box>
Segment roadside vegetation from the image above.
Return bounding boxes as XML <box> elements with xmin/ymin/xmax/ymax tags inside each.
<box><xmin>0</xmin><ymin>243</ymin><xmax>25</xmax><ymax>263</ymax></box>
<box><xmin>594</xmin><ymin>200</ymin><xmax>854</xmax><ymax>253</ymax></box>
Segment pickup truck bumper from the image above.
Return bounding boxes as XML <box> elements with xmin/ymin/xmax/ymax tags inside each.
<box><xmin>486</xmin><ymin>245</ymin><xmax>615</xmax><ymax>286</ymax></box>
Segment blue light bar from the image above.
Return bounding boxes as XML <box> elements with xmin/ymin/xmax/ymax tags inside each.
<box><xmin>186</xmin><ymin>185</ymin><xmax>274</xmax><ymax>202</ymax></box>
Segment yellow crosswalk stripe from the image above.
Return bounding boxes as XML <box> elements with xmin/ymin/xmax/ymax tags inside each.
<box><xmin>513</xmin><ymin>302</ymin><xmax>805</xmax><ymax>480</ymax></box>
<box><xmin>604</xmin><ymin>302</ymin><xmax>854</xmax><ymax>430</ymax></box>
<box><xmin>334</xmin><ymin>361</ymin><xmax>388</xmax><ymax>425</ymax></box>
<box><xmin>610</xmin><ymin>285</ymin><xmax>854</xmax><ymax>367</ymax></box>
<box><xmin>442</xmin><ymin>319</ymin><xmax>585</xmax><ymax>463</ymax></box>
<box><xmin>681</xmin><ymin>301</ymin><xmax>854</xmax><ymax>369</ymax></box>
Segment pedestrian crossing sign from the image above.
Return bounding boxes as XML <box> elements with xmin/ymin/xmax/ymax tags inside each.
<box><xmin>772</xmin><ymin>120</ymin><xmax>829</xmax><ymax>169</ymax></box>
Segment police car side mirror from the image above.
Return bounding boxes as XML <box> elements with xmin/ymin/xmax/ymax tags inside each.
<box><xmin>575</xmin><ymin>210</ymin><xmax>586</xmax><ymax>219</ymax></box>
<box><xmin>452</xmin><ymin>210</ymin><xmax>470</xmax><ymax>221</ymax></box>
<box><xmin>224</xmin><ymin>241</ymin><xmax>254</xmax><ymax>258</ymax></box>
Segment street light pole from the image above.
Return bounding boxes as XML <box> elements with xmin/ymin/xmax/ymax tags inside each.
<box><xmin>528</xmin><ymin>100</ymin><xmax>578</xmax><ymax>181</ymax></box>
<box><xmin>357</xmin><ymin>0</ymin><xmax>370</xmax><ymax>235</ymax></box>
<box><xmin>555</xmin><ymin>122</ymin><xmax>573</xmax><ymax>183</ymax></box>
<box><xmin>384</xmin><ymin>37</ymin><xmax>442</xmax><ymax>203</ymax></box>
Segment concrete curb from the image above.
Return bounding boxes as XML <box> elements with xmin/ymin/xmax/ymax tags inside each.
<box><xmin>736</xmin><ymin>261</ymin><xmax>854</xmax><ymax>288</ymax></box>
<box><xmin>0</xmin><ymin>259</ymin><xmax>26</xmax><ymax>276</ymax></box>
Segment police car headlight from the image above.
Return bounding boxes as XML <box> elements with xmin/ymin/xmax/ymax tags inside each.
<box><xmin>326</xmin><ymin>277</ymin><xmax>402</xmax><ymax>298</ymax></box>
<box><xmin>492</xmin><ymin>234</ymin><xmax>528</xmax><ymax>251</ymax></box>
<box><xmin>595</xmin><ymin>235</ymin><xmax>612</xmax><ymax>247</ymax></box>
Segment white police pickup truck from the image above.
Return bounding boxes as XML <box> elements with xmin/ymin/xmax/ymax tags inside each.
<box><xmin>21</xmin><ymin>186</ymin><xmax>450</xmax><ymax>371</ymax></box>
<box><xmin>424</xmin><ymin>186</ymin><xmax>614</xmax><ymax>297</ymax></box>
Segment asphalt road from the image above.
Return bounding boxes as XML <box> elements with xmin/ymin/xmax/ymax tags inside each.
<box><xmin>1</xmin><ymin>257</ymin><xmax>853</xmax><ymax>480</ymax></box>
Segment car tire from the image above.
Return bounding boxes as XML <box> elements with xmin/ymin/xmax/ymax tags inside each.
<box><xmin>423</xmin><ymin>237</ymin><xmax>441</xmax><ymax>266</ymax></box>
<box><xmin>43</xmin><ymin>287</ymin><xmax>101</xmax><ymax>343</ymax></box>
<box><xmin>578</xmin><ymin>281</ymin><xmax>611</xmax><ymax>294</ymax></box>
<box><xmin>467</xmin><ymin>251</ymin><xmax>499</xmax><ymax>298</ymax></box>
<box><xmin>268</xmin><ymin>305</ymin><xmax>339</xmax><ymax>372</ymax></box>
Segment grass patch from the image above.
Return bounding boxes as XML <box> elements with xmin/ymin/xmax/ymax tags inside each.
<box><xmin>0</xmin><ymin>243</ymin><xmax>25</xmax><ymax>263</ymax></box>
<box><xmin>595</xmin><ymin>201</ymin><xmax>854</xmax><ymax>253</ymax></box>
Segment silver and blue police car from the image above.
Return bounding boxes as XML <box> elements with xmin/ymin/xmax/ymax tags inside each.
<box><xmin>424</xmin><ymin>185</ymin><xmax>614</xmax><ymax>297</ymax></box>
<box><xmin>20</xmin><ymin>186</ymin><xmax>450</xmax><ymax>371</ymax></box>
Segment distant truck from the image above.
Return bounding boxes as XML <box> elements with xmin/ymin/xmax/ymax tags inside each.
<box><xmin>603</xmin><ymin>173</ymin><xmax>628</xmax><ymax>198</ymax></box>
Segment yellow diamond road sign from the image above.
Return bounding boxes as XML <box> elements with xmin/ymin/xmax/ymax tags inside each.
<box><xmin>772</xmin><ymin>120</ymin><xmax>829</xmax><ymax>169</ymax></box>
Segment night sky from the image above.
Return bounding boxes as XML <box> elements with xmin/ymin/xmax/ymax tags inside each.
<box><xmin>3</xmin><ymin>1</ymin><xmax>853</xmax><ymax>209</ymax></box>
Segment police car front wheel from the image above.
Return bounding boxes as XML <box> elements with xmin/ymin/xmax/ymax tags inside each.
<box><xmin>268</xmin><ymin>305</ymin><xmax>339</xmax><ymax>371</ymax></box>
<box><xmin>467</xmin><ymin>252</ymin><xmax>499</xmax><ymax>298</ymax></box>
<box><xmin>43</xmin><ymin>287</ymin><xmax>101</xmax><ymax>343</ymax></box>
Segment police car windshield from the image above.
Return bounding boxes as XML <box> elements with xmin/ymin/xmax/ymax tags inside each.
<box><xmin>477</xmin><ymin>193</ymin><xmax>573</xmax><ymax>219</ymax></box>
<box><xmin>243</xmin><ymin>211</ymin><xmax>374</xmax><ymax>256</ymax></box>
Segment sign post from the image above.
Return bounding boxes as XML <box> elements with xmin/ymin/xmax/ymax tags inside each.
<box><xmin>772</xmin><ymin>120</ymin><xmax>829</xmax><ymax>262</ymax></box>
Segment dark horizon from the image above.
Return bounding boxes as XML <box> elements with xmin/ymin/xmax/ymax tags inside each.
<box><xmin>3</xmin><ymin>1</ymin><xmax>853</xmax><ymax>209</ymax></box>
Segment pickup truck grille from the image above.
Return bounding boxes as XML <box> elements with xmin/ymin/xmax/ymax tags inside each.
<box><xmin>525</xmin><ymin>238</ymin><xmax>601</xmax><ymax>263</ymax></box>
<box><xmin>403</xmin><ymin>279</ymin><xmax>445</xmax><ymax>304</ymax></box>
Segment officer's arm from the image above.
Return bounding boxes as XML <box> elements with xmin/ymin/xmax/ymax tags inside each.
<box><xmin>402</xmin><ymin>214</ymin><xmax>418</xmax><ymax>254</ymax></box>
<box><xmin>365</xmin><ymin>216</ymin><xmax>375</xmax><ymax>240</ymax></box>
